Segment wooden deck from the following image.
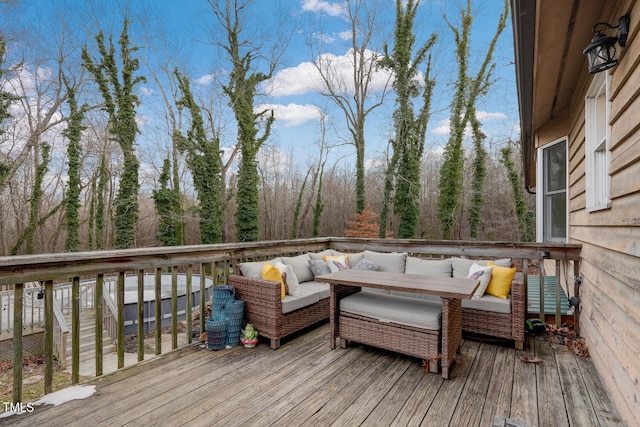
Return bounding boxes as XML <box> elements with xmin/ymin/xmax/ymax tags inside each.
<box><xmin>2</xmin><ymin>323</ymin><xmax>623</xmax><ymax>427</ymax></box>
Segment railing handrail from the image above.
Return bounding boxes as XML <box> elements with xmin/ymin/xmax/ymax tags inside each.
<box><xmin>0</xmin><ymin>238</ymin><xmax>581</xmax><ymax>286</ymax></box>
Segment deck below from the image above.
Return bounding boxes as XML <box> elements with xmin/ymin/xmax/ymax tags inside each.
<box><xmin>1</xmin><ymin>323</ymin><xmax>623</xmax><ymax>427</ymax></box>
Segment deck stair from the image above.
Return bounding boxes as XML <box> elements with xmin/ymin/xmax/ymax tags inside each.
<box><xmin>64</xmin><ymin>310</ymin><xmax>115</xmax><ymax>368</ymax></box>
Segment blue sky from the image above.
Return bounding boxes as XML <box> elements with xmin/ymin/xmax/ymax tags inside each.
<box><xmin>2</xmin><ymin>0</ymin><xmax>518</xmax><ymax>180</ymax></box>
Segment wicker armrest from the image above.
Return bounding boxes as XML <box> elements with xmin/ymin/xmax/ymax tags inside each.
<box><xmin>510</xmin><ymin>272</ymin><xmax>526</xmax><ymax>342</ymax></box>
<box><xmin>229</xmin><ymin>275</ymin><xmax>282</xmax><ymax>310</ymax></box>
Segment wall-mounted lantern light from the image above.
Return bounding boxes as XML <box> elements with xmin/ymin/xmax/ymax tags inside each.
<box><xmin>583</xmin><ymin>14</ymin><xmax>630</xmax><ymax>74</ymax></box>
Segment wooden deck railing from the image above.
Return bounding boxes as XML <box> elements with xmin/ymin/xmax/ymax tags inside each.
<box><xmin>0</xmin><ymin>238</ymin><xmax>581</xmax><ymax>404</ymax></box>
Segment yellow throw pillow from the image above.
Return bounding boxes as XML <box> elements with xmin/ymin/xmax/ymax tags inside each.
<box><xmin>262</xmin><ymin>263</ymin><xmax>287</xmax><ymax>300</ymax></box>
<box><xmin>485</xmin><ymin>262</ymin><xmax>516</xmax><ymax>299</ymax></box>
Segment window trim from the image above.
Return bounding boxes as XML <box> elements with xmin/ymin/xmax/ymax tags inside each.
<box><xmin>584</xmin><ymin>72</ymin><xmax>612</xmax><ymax>212</ymax></box>
<box><xmin>536</xmin><ymin>137</ymin><xmax>568</xmax><ymax>243</ymax></box>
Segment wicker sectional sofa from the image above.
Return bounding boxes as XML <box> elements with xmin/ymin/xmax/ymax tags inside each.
<box><xmin>229</xmin><ymin>250</ymin><xmax>525</xmax><ymax>351</ymax></box>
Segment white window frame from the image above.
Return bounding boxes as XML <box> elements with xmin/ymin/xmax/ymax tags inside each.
<box><xmin>536</xmin><ymin>137</ymin><xmax>568</xmax><ymax>243</ymax></box>
<box><xmin>584</xmin><ymin>72</ymin><xmax>612</xmax><ymax>212</ymax></box>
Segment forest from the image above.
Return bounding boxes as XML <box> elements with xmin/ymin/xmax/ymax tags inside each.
<box><xmin>0</xmin><ymin>0</ymin><xmax>533</xmax><ymax>256</ymax></box>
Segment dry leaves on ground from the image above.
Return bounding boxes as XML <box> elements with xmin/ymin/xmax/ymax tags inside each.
<box><xmin>546</xmin><ymin>323</ymin><xmax>589</xmax><ymax>357</ymax></box>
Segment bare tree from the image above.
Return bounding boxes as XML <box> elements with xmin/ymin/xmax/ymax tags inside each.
<box><xmin>309</xmin><ymin>0</ymin><xmax>392</xmax><ymax>214</ymax></box>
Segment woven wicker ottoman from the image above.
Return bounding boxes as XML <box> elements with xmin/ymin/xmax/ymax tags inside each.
<box><xmin>338</xmin><ymin>291</ymin><xmax>442</xmax><ymax>373</ymax></box>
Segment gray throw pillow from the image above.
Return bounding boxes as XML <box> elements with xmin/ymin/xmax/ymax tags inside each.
<box><xmin>352</xmin><ymin>258</ymin><xmax>379</xmax><ymax>271</ymax></box>
<box><xmin>308</xmin><ymin>259</ymin><xmax>331</xmax><ymax>277</ymax></box>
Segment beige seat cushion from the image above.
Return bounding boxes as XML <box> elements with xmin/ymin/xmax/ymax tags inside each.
<box><xmin>462</xmin><ymin>294</ymin><xmax>511</xmax><ymax>314</ymax></box>
<box><xmin>340</xmin><ymin>291</ymin><xmax>442</xmax><ymax>330</ymax></box>
<box><xmin>282</xmin><ymin>286</ymin><xmax>319</xmax><ymax>314</ymax></box>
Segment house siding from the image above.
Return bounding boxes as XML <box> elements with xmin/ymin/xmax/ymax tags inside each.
<box><xmin>534</xmin><ymin>1</ymin><xmax>640</xmax><ymax>425</ymax></box>
<box><xmin>533</xmin><ymin>1</ymin><xmax>640</xmax><ymax>424</ymax></box>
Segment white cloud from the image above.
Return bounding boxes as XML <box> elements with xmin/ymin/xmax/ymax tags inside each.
<box><xmin>338</xmin><ymin>30</ymin><xmax>351</xmax><ymax>41</ymax></box>
<box><xmin>476</xmin><ymin>111</ymin><xmax>507</xmax><ymax>120</ymax></box>
<box><xmin>256</xmin><ymin>103</ymin><xmax>321</xmax><ymax>126</ymax></box>
<box><xmin>265</xmin><ymin>61</ymin><xmax>320</xmax><ymax>96</ymax></box>
<box><xmin>431</xmin><ymin>111</ymin><xmax>508</xmax><ymax>136</ymax></box>
<box><xmin>195</xmin><ymin>74</ymin><xmax>214</xmax><ymax>85</ymax></box>
<box><xmin>139</xmin><ymin>86</ymin><xmax>153</xmax><ymax>97</ymax></box>
<box><xmin>312</xmin><ymin>32</ymin><xmax>336</xmax><ymax>43</ymax></box>
<box><xmin>136</xmin><ymin>115</ymin><xmax>151</xmax><ymax>127</ymax></box>
<box><xmin>432</xmin><ymin>119</ymin><xmax>451</xmax><ymax>135</ymax></box>
<box><xmin>264</xmin><ymin>48</ymin><xmax>392</xmax><ymax>97</ymax></box>
<box><xmin>301</xmin><ymin>0</ymin><xmax>346</xmax><ymax>18</ymax></box>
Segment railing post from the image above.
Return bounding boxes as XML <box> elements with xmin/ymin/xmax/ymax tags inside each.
<box><xmin>186</xmin><ymin>264</ymin><xmax>192</xmax><ymax>344</ymax></box>
<box><xmin>117</xmin><ymin>272</ymin><xmax>125</xmax><ymax>369</ymax></box>
<box><xmin>72</xmin><ymin>276</ymin><xmax>80</xmax><ymax>384</ymax></box>
<box><xmin>137</xmin><ymin>270</ymin><xmax>144</xmax><ymax>362</ymax></box>
<box><xmin>555</xmin><ymin>260</ymin><xmax>562</xmax><ymax>327</ymax></box>
<box><xmin>171</xmin><ymin>267</ymin><xmax>178</xmax><ymax>350</ymax></box>
<box><xmin>573</xmin><ymin>260</ymin><xmax>581</xmax><ymax>335</ymax></box>
<box><xmin>44</xmin><ymin>280</ymin><xmax>53</xmax><ymax>394</ymax></box>
<box><xmin>155</xmin><ymin>267</ymin><xmax>162</xmax><ymax>355</ymax></box>
<box><xmin>200</xmin><ymin>262</ymin><xmax>207</xmax><ymax>335</ymax></box>
<box><xmin>538</xmin><ymin>264</ymin><xmax>545</xmax><ymax>323</ymax></box>
<box><xmin>95</xmin><ymin>274</ymin><xmax>104</xmax><ymax>377</ymax></box>
<box><xmin>12</xmin><ymin>282</ymin><xmax>23</xmax><ymax>403</ymax></box>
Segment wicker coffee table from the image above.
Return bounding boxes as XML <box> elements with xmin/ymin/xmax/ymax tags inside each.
<box><xmin>317</xmin><ymin>270</ymin><xmax>479</xmax><ymax>379</ymax></box>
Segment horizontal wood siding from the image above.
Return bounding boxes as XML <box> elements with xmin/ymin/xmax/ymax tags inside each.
<box><xmin>562</xmin><ymin>1</ymin><xmax>640</xmax><ymax>423</ymax></box>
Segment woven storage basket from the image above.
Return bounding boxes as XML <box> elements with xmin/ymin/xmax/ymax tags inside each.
<box><xmin>212</xmin><ymin>285</ymin><xmax>235</xmax><ymax>318</ymax></box>
<box><xmin>206</xmin><ymin>318</ymin><xmax>228</xmax><ymax>350</ymax></box>
<box><xmin>224</xmin><ymin>300</ymin><xmax>244</xmax><ymax>347</ymax></box>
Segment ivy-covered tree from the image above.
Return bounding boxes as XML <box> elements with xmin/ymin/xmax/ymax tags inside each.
<box><xmin>62</xmin><ymin>75</ymin><xmax>86</xmax><ymax>252</ymax></box>
<box><xmin>174</xmin><ymin>69</ymin><xmax>222</xmax><ymax>244</ymax></box>
<box><xmin>500</xmin><ymin>144</ymin><xmax>534</xmax><ymax>242</ymax></box>
<box><xmin>210</xmin><ymin>0</ymin><xmax>284</xmax><ymax>242</ymax></box>
<box><xmin>82</xmin><ymin>19</ymin><xmax>145</xmax><ymax>249</ymax></box>
<box><xmin>378</xmin><ymin>0</ymin><xmax>436</xmax><ymax>238</ymax></box>
<box><xmin>291</xmin><ymin>171</ymin><xmax>309</xmax><ymax>239</ymax></box>
<box><xmin>312</xmin><ymin>166</ymin><xmax>325</xmax><ymax>238</ymax></box>
<box><xmin>0</xmin><ymin>35</ymin><xmax>22</xmax><ymax>187</ymax></box>
<box><xmin>437</xmin><ymin>0</ymin><xmax>509</xmax><ymax>239</ymax></box>
<box><xmin>152</xmin><ymin>158</ymin><xmax>184</xmax><ymax>246</ymax></box>
<box><xmin>11</xmin><ymin>143</ymin><xmax>50</xmax><ymax>255</ymax></box>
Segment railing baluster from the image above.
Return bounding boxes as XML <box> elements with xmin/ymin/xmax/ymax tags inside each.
<box><xmin>117</xmin><ymin>272</ymin><xmax>125</xmax><ymax>369</ymax></box>
<box><xmin>171</xmin><ymin>267</ymin><xmax>178</xmax><ymax>349</ymax></box>
<box><xmin>96</xmin><ymin>274</ymin><xmax>104</xmax><ymax>377</ymax></box>
<box><xmin>12</xmin><ymin>282</ymin><xmax>23</xmax><ymax>403</ymax></box>
<box><xmin>186</xmin><ymin>264</ymin><xmax>192</xmax><ymax>344</ymax></box>
<box><xmin>137</xmin><ymin>269</ymin><xmax>144</xmax><ymax>362</ymax></box>
<box><xmin>155</xmin><ymin>267</ymin><xmax>162</xmax><ymax>355</ymax></box>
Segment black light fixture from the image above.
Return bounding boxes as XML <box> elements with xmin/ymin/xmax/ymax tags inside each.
<box><xmin>583</xmin><ymin>14</ymin><xmax>630</xmax><ymax>74</ymax></box>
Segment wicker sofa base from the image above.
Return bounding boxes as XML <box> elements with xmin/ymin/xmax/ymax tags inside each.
<box><xmin>339</xmin><ymin>311</ymin><xmax>441</xmax><ymax>374</ymax></box>
<box><xmin>462</xmin><ymin>272</ymin><xmax>526</xmax><ymax>351</ymax></box>
<box><xmin>231</xmin><ymin>274</ymin><xmax>330</xmax><ymax>349</ymax></box>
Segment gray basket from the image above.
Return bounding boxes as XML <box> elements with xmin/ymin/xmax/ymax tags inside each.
<box><xmin>206</xmin><ymin>318</ymin><xmax>227</xmax><ymax>350</ymax></box>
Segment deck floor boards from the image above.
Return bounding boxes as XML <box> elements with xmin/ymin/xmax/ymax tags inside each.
<box><xmin>1</xmin><ymin>323</ymin><xmax>624</xmax><ymax>427</ymax></box>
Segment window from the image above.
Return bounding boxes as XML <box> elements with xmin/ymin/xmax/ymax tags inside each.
<box><xmin>537</xmin><ymin>138</ymin><xmax>567</xmax><ymax>242</ymax></box>
<box><xmin>585</xmin><ymin>72</ymin><xmax>612</xmax><ymax>211</ymax></box>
